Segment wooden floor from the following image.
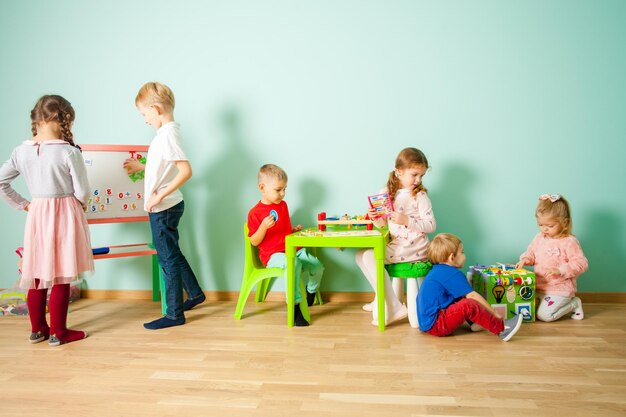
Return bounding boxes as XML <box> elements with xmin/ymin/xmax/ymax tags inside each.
<box><xmin>1</xmin><ymin>299</ymin><xmax>625</xmax><ymax>417</ymax></box>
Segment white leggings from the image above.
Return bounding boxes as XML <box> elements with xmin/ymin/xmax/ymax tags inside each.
<box><xmin>536</xmin><ymin>293</ymin><xmax>577</xmax><ymax>322</ymax></box>
<box><xmin>355</xmin><ymin>249</ymin><xmax>403</xmax><ymax>319</ymax></box>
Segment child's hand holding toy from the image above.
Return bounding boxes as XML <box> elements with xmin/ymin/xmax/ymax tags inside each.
<box><xmin>260</xmin><ymin>214</ymin><xmax>276</xmax><ymax>230</ymax></box>
<box><xmin>123</xmin><ymin>158</ymin><xmax>145</xmax><ymax>174</ymax></box>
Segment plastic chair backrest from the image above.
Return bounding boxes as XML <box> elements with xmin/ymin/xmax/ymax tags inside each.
<box><xmin>244</xmin><ymin>223</ymin><xmax>266</xmax><ymax>271</ymax></box>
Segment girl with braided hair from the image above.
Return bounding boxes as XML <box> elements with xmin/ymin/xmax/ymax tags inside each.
<box><xmin>0</xmin><ymin>95</ymin><xmax>94</xmax><ymax>346</ymax></box>
<box><xmin>356</xmin><ymin>147</ymin><xmax>437</xmax><ymax>326</ymax></box>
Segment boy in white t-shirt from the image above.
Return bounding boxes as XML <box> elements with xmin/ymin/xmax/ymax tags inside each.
<box><xmin>124</xmin><ymin>82</ymin><xmax>205</xmax><ymax>330</ymax></box>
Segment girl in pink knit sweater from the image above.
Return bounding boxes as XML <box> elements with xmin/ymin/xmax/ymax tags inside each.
<box><xmin>516</xmin><ymin>194</ymin><xmax>588</xmax><ymax>322</ymax></box>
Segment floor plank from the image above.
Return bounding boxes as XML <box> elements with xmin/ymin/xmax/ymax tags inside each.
<box><xmin>0</xmin><ymin>300</ymin><xmax>624</xmax><ymax>417</ymax></box>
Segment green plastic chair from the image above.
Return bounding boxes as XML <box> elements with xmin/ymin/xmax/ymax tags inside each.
<box><xmin>234</xmin><ymin>224</ymin><xmax>312</xmax><ymax>322</ymax></box>
<box><xmin>254</xmin><ymin>276</ymin><xmax>323</xmax><ymax>306</ymax></box>
<box><xmin>385</xmin><ymin>261</ymin><xmax>432</xmax><ymax>329</ymax></box>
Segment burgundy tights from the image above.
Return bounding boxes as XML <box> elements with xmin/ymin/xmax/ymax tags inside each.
<box><xmin>27</xmin><ymin>281</ymin><xmax>86</xmax><ymax>344</ymax></box>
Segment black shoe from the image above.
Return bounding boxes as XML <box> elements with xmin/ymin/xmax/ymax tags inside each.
<box><xmin>294</xmin><ymin>305</ymin><xmax>310</xmax><ymax>327</ymax></box>
<box><xmin>306</xmin><ymin>291</ymin><xmax>316</xmax><ymax>307</ymax></box>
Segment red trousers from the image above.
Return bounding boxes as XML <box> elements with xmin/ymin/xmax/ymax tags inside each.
<box><xmin>426</xmin><ymin>298</ymin><xmax>504</xmax><ymax>336</ymax></box>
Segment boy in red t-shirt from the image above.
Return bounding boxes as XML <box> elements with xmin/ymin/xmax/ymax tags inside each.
<box><xmin>247</xmin><ymin>164</ymin><xmax>324</xmax><ymax>326</ymax></box>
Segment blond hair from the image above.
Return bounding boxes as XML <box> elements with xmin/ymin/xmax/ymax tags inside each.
<box><xmin>427</xmin><ymin>233</ymin><xmax>463</xmax><ymax>264</ymax></box>
<box><xmin>387</xmin><ymin>147</ymin><xmax>429</xmax><ymax>203</ymax></box>
<box><xmin>536</xmin><ymin>195</ymin><xmax>572</xmax><ymax>236</ymax></box>
<box><xmin>258</xmin><ymin>164</ymin><xmax>288</xmax><ymax>184</ymax></box>
<box><xmin>135</xmin><ymin>82</ymin><xmax>175</xmax><ymax>112</ymax></box>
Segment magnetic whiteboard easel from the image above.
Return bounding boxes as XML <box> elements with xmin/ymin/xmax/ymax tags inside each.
<box><xmin>80</xmin><ymin>144</ymin><xmax>166</xmax><ymax>313</ymax></box>
<box><xmin>81</xmin><ymin>144</ymin><xmax>148</xmax><ymax>224</ymax></box>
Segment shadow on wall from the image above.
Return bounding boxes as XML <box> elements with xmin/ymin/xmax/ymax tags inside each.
<box><xmin>578</xmin><ymin>209</ymin><xmax>625</xmax><ymax>292</ymax></box>
<box><xmin>188</xmin><ymin>106</ymin><xmax>257</xmax><ymax>292</ymax></box>
<box><xmin>427</xmin><ymin>162</ymin><xmax>483</xmax><ymax>260</ymax></box>
<box><xmin>290</xmin><ymin>177</ymin><xmax>325</xmax><ymax>228</ymax></box>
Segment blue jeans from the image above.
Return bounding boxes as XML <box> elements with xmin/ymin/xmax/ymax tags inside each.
<box><xmin>149</xmin><ymin>201</ymin><xmax>203</xmax><ymax>320</ymax></box>
<box><xmin>266</xmin><ymin>249</ymin><xmax>324</xmax><ymax>304</ymax></box>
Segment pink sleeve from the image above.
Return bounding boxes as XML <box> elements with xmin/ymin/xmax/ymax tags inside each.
<box><xmin>519</xmin><ymin>234</ymin><xmax>539</xmax><ymax>265</ymax></box>
<box><xmin>407</xmin><ymin>192</ymin><xmax>436</xmax><ymax>234</ymax></box>
<box><xmin>558</xmin><ymin>238</ymin><xmax>589</xmax><ymax>279</ymax></box>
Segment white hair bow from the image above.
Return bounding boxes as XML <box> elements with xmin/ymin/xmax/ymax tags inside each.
<box><xmin>539</xmin><ymin>194</ymin><xmax>560</xmax><ymax>202</ymax></box>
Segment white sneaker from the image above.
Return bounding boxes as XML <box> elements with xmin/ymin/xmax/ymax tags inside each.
<box><xmin>498</xmin><ymin>315</ymin><xmax>523</xmax><ymax>342</ymax></box>
<box><xmin>570</xmin><ymin>297</ymin><xmax>584</xmax><ymax>320</ymax></box>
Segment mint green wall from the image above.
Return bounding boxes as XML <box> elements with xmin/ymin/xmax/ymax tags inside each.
<box><xmin>1</xmin><ymin>1</ymin><xmax>624</xmax><ymax>293</ymax></box>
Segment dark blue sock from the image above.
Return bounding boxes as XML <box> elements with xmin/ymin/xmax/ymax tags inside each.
<box><xmin>183</xmin><ymin>293</ymin><xmax>206</xmax><ymax>311</ymax></box>
<box><xmin>143</xmin><ymin>316</ymin><xmax>185</xmax><ymax>330</ymax></box>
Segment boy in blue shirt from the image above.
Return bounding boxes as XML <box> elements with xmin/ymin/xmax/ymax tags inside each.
<box><xmin>417</xmin><ymin>233</ymin><xmax>522</xmax><ymax>341</ymax></box>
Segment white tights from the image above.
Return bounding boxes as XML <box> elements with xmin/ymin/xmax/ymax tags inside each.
<box><xmin>536</xmin><ymin>293</ymin><xmax>582</xmax><ymax>322</ymax></box>
<box><xmin>355</xmin><ymin>249</ymin><xmax>404</xmax><ymax>320</ymax></box>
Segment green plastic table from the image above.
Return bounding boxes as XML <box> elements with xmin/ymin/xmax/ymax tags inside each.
<box><xmin>285</xmin><ymin>228</ymin><xmax>390</xmax><ymax>331</ymax></box>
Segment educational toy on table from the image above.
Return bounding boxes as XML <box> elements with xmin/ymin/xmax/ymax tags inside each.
<box><xmin>317</xmin><ymin>212</ymin><xmax>373</xmax><ymax>231</ymax></box>
<box><xmin>469</xmin><ymin>263</ymin><xmax>536</xmax><ymax>322</ymax></box>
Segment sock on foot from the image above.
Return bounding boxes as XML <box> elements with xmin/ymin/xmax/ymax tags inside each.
<box><xmin>183</xmin><ymin>293</ymin><xmax>206</xmax><ymax>311</ymax></box>
<box><xmin>362</xmin><ymin>300</ymin><xmax>375</xmax><ymax>312</ymax></box>
<box><xmin>571</xmin><ymin>297</ymin><xmax>584</xmax><ymax>320</ymax></box>
<box><xmin>144</xmin><ymin>316</ymin><xmax>186</xmax><ymax>330</ymax></box>
<box><xmin>372</xmin><ymin>304</ymin><xmax>408</xmax><ymax>326</ymax></box>
<box><xmin>294</xmin><ymin>305</ymin><xmax>310</xmax><ymax>327</ymax></box>
<box><xmin>469</xmin><ymin>323</ymin><xmax>485</xmax><ymax>332</ymax></box>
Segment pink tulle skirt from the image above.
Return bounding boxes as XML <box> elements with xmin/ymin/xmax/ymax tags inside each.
<box><xmin>20</xmin><ymin>196</ymin><xmax>94</xmax><ymax>290</ymax></box>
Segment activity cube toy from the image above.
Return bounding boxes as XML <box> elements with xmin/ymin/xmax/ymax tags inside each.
<box><xmin>469</xmin><ymin>263</ymin><xmax>536</xmax><ymax>322</ymax></box>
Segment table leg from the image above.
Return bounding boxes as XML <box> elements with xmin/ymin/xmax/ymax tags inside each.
<box><xmin>151</xmin><ymin>251</ymin><xmax>167</xmax><ymax>315</ymax></box>
<box><xmin>375</xmin><ymin>240</ymin><xmax>386</xmax><ymax>332</ymax></box>
<box><xmin>285</xmin><ymin>245</ymin><xmax>296</xmax><ymax>327</ymax></box>
<box><xmin>151</xmin><ymin>251</ymin><xmax>160</xmax><ymax>301</ymax></box>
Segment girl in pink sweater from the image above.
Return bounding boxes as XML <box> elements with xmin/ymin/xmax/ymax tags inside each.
<box><xmin>516</xmin><ymin>194</ymin><xmax>588</xmax><ymax>322</ymax></box>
